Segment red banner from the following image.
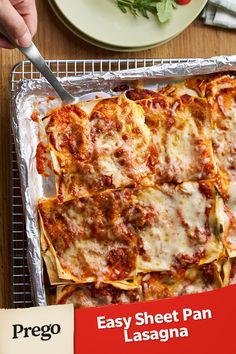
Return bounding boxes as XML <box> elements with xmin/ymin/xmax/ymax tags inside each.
<box><xmin>75</xmin><ymin>285</ymin><xmax>236</xmax><ymax>354</ymax></box>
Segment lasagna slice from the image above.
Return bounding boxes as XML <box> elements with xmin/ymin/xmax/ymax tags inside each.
<box><xmin>134</xmin><ymin>182</ymin><xmax>226</xmax><ymax>272</ymax></box>
<box><xmin>141</xmin><ymin>263</ymin><xmax>222</xmax><ymax>301</ymax></box>
<box><xmin>55</xmin><ymin>283</ymin><xmax>141</xmax><ymax>308</ymax></box>
<box><xmin>188</xmin><ymin>74</ymin><xmax>236</xmax><ymax>180</ymax></box>
<box><xmin>134</xmin><ymin>85</ymin><xmax>216</xmax><ymax>184</ymax></box>
<box><xmin>39</xmin><ymin>182</ymin><xmax>226</xmax><ymax>285</ymax></box>
<box><xmin>42</xmin><ymin>94</ymin><xmax>151</xmax><ymax>201</ymax></box>
<box><xmin>38</xmin><ymin>189</ymin><xmax>138</xmax><ymax>284</ymax></box>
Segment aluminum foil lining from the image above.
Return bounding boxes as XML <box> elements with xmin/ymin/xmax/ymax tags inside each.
<box><xmin>11</xmin><ymin>55</ymin><xmax>236</xmax><ymax>306</ymax></box>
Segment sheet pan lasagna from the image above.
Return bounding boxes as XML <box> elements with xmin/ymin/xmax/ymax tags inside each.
<box><xmin>36</xmin><ymin>73</ymin><xmax>236</xmax><ymax>308</ymax></box>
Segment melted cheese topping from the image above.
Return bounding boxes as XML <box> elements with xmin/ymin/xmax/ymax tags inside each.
<box><xmin>135</xmin><ymin>182</ymin><xmax>225</xmax><ymax>272</ymax></box>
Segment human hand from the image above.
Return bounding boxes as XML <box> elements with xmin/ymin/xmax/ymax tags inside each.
<box><xmin>0</xmin><ymin>0</ymin><xmax>37</xmax><ymax>49</ymax></box>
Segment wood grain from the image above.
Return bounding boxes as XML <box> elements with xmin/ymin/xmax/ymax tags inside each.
<box><xmin>0</xmin><ymin>0</ymin><xmax>235</xmax><ymax>307</ymax></box>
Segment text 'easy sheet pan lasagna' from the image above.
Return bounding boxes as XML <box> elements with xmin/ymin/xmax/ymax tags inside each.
<box><xmin>36</xmin><ymin>73</ymin><xmax>236</xmax><ymax>308</ymax></box>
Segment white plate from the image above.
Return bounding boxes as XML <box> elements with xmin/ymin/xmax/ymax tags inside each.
<box><xmin>49</xmin><ymin>0</ymin><xmax>181</xmax><ymax>52</ymax></box>
<box><xmin>53</xmin><ymin>0</ymin><xmax>207</xmax><ymax>48</ymax></box>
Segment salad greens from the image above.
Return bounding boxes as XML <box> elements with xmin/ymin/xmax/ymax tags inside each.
<box><xmin>115</xmin><ymin>0</ymin><xmax>178</xmax><ymax>23</ymax></box>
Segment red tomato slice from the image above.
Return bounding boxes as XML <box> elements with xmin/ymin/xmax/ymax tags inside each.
<box><xmin>176</xmin><ymin>0</ymin><xmax>191</xmax><ymax>4</ymax></box>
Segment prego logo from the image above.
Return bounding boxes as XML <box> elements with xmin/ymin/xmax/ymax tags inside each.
<box><xmin>12</xmin><ymin>323</ymin><xmax>61</xmax><ymax>341</ymax></box>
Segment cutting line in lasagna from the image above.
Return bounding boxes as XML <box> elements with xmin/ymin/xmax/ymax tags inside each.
<box><xmin>53</xmin><ymin>262</ymin><xmax>222</xmax><ymax>308</ymax></box>
<box><xmin>55</xmin><ymin>283</ymin><xmax>141</xmax><ymax>308</ymax></box>
<box><xmin>38</xmin><ymin>182</ymin><xmax>226</xmax><ymax>286</ymax></box>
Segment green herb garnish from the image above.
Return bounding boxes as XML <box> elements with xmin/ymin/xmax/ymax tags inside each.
<box><xmin>214</xmin><ymin>222</ymin><xmax>224</xmax><ymax>238</ymax></box>
<box><xmin>115</xmin><ymin>0</ymin><xmax>178</xmax><ymax>23</ymax></box>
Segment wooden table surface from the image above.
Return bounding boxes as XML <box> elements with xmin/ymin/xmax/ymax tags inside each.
<box><xmin>0</xmin><ymin>0</ymin><xmax>235</xmax><ymax>308</ymax></box>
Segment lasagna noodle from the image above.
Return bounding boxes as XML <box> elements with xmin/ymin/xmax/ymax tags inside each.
<box><xmin>141</xmin><ymin>263</ymin><xmax>223</xmax><ymax>301</ymax></box>
<box><xmin>41</xmin><ymin>227</ymin><xmax>73</xmax><ymax>285</ymax></box>
<box><xmin>135</xmin><ymin>85</ymin><xmax>217</xmax><ymax>184</ymax></box>
<box><xmin>44</xmin><ymin>94</ymin><xmax>151</xmax><ymax>202</ymax></box>
<box><xmin>221</xmin><ymin>257</ymin><xmax>236</xmax><ymax>286</ymax></box>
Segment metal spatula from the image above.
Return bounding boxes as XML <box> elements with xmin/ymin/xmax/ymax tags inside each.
<box><xmin>0</xmin><ymin>27</ymin><xmax>95</xmax><ymax>104</ymax></box>
<box><xmin>17</xmin><ymin>42</ymin><xmax>78</xmax><ymax>104</ymax></box>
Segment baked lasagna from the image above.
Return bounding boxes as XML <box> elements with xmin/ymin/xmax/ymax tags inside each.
<box><xmin>39</xmin><ymin>88</ymin><xmax>216</xmax><ymax>202</ymax></box>
<box><xmin>36</xmin><ymin>72</ymin><xmax>236</xmax><ymax>308</ymax></box>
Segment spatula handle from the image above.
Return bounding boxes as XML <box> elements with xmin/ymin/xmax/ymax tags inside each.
<box><xmin>0</xmin><ymin>24</ymin><xmax>76</xmax><ymax>104</ymax></box>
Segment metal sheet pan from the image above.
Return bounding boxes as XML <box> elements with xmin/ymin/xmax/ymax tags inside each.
<box><xmin>11</xmin><ymin>56</ymin><xmax>236</xmax><ymax>306</ymax></box>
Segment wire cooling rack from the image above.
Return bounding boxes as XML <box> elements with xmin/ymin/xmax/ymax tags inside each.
<box><xmin>10</xmin><ymin>58</ymin><xmax>193</xmax><ymax>308</ymax></box>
